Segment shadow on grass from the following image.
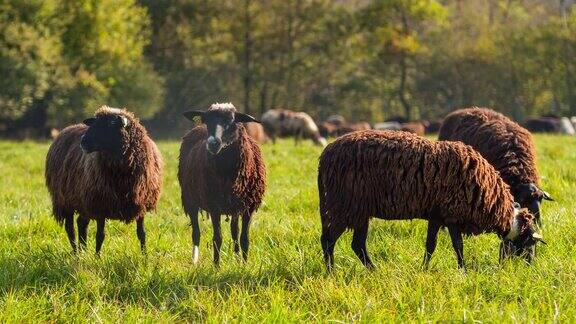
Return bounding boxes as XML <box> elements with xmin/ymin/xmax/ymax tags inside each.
<box><xmin>0</xmin><ymin>246</ymin><xmax>327</xmax><ymax>314</ymax></box>
<box><xmin>0</xmin><ymin>248</ymin><xmax>77</xmax><ymax>296</ymax></box>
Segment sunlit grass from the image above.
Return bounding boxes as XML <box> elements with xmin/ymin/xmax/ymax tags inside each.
<box><xmin>0</xmin><ymin>135</ymin><xmax>575</xmax><ymax>321</ymax></box>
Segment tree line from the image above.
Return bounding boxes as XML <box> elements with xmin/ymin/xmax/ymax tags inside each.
<box><xmin>1</xmin><ymin>0</ymin><xmax>575</xmax><ymax>137</ymax></box>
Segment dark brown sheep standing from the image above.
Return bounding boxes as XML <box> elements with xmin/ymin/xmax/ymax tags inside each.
<box><xmin>178</xmin><ymin>103</ymin><xmax>267</xmax><ymax>266</ymax></box>
<box><xmin>439</xmin><ymin>107</ymin><xmax>552</xmax><ymax>224</ymax></box>
<box><xmin>318</xmin><ymin>130</ymin><xmax>544</xmax><ymax>269</ymax></box>
<box><xmin>45</xmin><ymin>106</ymin><xmax>163</xmax><ymax>254</ymax></box>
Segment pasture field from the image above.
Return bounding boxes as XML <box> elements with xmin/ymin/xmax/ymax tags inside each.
<box><xmin>0</xmin><ymin>135</ymin><xmax>575</xmax><ymax>322</ymax></box>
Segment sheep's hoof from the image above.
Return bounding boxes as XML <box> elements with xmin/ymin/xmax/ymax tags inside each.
<box><xmin>192</xmin><ymin>245</ymin><xmax>200</xmax><ymax>264</ymax></box>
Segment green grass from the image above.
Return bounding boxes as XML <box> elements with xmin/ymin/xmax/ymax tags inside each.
<box><xmin>0</xmin><ymin>135</ymin><xmax>575</xmax><ymax>322</ymax></box>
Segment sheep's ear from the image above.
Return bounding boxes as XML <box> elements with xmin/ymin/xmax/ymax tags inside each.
<box><xmin>183</xmin><ymin>110</ymin><xmax>205</xmax><ymax>122</ymax></box>
<box><xmin>235</xmin><ymin>112</ymin><xmax>260</xmax><ymax>124</ymax></box>
<box><xmin>542</xmin><ymin>190</ymin><xmax>554</xmax><ymax>201</ymax></box>
<box><xmin>83</xmin><ymin>118</ymin><xmax>96</xmax><ymax>126</ymax></box>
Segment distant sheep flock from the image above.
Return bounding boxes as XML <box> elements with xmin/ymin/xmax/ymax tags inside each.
<box><xmin>45</xmin><ymin>103</ymin><xmax>570</xmax><ymax>271</ymax></box>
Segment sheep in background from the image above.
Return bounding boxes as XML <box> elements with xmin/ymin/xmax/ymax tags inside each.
<box><xmin>261</xmin><ymin>109</ymin><xmax>327</xmax><ymax>146</ymax></box>
<box><xmin>179</xmin><ymin>103</ymin><xmax>266</xmax><ymax>266</ymax></box>
<box><xmin>439</xmin><ymin>107</ymin><xmax>553</xmax><ymax>224</ymax></box>
<box><xmin>400</xmin><ymin>122</ymin><xmax>426</xmax><ymax>136</ymax></box>
<box><xmin>45</xmin><ymin>106</ymin><xmax>163</xmax><ymax>255</ymax></box>
<box><xmin>525</xmin><ymin>117</ymin><xmax>562</xmax><ymax>133</ymax></box>
<box><xmin>374</xmin><ymin>121</ymin><xmax>402</xmax><ymax>131</ymax></box>
<box><xmin>318</xmin><ymin>130</ymin><xmax>544</xmax><ymax>269</ymax></box>
<box><xmin>244</xmin><ymin>122</ymin><xmax>269</xmax><ymax>144</ymax></box>
<box><xmin>560</xmin><ymin>117</ymin><xmax>575</xmax><ymax>135</ymax></box>
<box><xmin>332</xmin><ymin>122</ymin><xmax>372</xmax><ymax>137</ymax></box>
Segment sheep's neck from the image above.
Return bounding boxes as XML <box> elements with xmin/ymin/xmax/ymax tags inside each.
<box><xmin>209</xmin><ymin>140</ymin><xmax>243</xmax><ymax>177</ymax></box>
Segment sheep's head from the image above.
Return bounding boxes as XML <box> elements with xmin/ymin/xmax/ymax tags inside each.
<box><xmin>183</xmin><ymin>103</ymin><xmax>260</xmax><ymax>155</ymax></box>
<box><xmin>502</xmin><ymin>206</ymin><xmax>546</xmax><ymax>263</ymax></box>
<box><xmin>512</xmin><ymin>183</ymin><xmax>553</xmax><ymax>225</ymax></box>
<box><xmin>81</xmin><ymin>107</ymin><xmax>130</xmax><ymax>157</ymax></box>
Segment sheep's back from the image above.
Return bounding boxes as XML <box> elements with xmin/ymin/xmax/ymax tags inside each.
<box><xmin>439</xmin><ymin>107</ymin><xmax>539</xmax><ymax>188</ymax></box>
<box><xmin>45</xmin><ymin>124</ymin><xmax>87</xmax><ymax>220</ymax></box>
<box><xmin>319</xmin><ymin>130</ymin><xmax>513</xmax><ymax>235</ymax></box>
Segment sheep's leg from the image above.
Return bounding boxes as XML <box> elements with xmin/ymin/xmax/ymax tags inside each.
<box><xmin>187</xmin><ymin>205</ymin><xmax>201</xmax><ymax>264</ymax></box>
<box><xmin>423</xmin><ymin>221</ymin><xmax>441</xmax><ymax>267</ymax></box>
<box><xmin>321</xmin><ymin>225</ymin><xmax>345</xmax><ymax>271</ymax></box>
<box><xmin>231</xmin><ymin>215</ymin><xmax>240</xmax><ymax>255</ymax></box>
<box><xmin>211</xmin><ymin>213</ymin><xmax>223</xmax><ymax>266</ymax></box>
<box><xmin>95</xmin><ymin>219</ymin><xmax>106</xmax><ymax>256</ymax></box>
<box><xmin>351</xmin><ymin>222</ymin><xmax>374</xmax><ymax>269</ymax></box>
<box><xmin>448</xmin><ymin>225</ymin><xmax>465</xmax><ymax>268</ymax></box>
<box><xmin>240</xmin><ymin>212</ymin><xmax>251</xmax><ymax>261</ymax></box>
<box><xmin>64</xmin><ymin>213</ymin><xmax>77</xmax><ymax>253</ymax></box>
<box><xmin>77</xmin><ymin>216</ymin><xmax>89</xmax><ymax>252</ymax></box>
<box><xmin>136</xmin><ymin>218</ymin><xmax>146</xmax><ymax>254</ymax></box>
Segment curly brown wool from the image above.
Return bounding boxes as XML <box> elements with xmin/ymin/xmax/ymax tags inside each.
<box><xmin>438</xmin><ymin>107</ymin><xmax>550</xmax><ymax>224</ymax></box>
<box><xmin>318</xmin><ymin>130</ymin><xmax>538</xmax><ymax>269</ymax></box>
<box><xmin>45</xmin><ymin>106</ymin><xmax>163</xmax><ymax>254</ymax></box>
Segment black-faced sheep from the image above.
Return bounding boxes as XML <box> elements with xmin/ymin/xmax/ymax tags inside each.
<box><xmin>178</xmin><ymin>103</ymin><xmax>267</xmax><ymax>266</ymax></box>
<box><xmin>318</xmin><ymin>130</ymin><xmax>544</xmax><ymax>269</ymax></box>
<box><xmin>439</xmin><ymin>107</ymin><xmax>552</xmax><ymax>224</ymax></box>
<box><xmin>261</xmin><ymin>109</ymin><xmax>327</xmax><ymax>146</ymax></box>
<box><xmin>45</xmin><ymin>106</ymin><xmax>163</xmax><ymax>255</ymax></box>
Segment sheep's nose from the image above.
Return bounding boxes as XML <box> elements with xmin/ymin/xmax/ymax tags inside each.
<box><xmin>206</xmin><ymin>136</ymin><xmax>222</xmax><ymax>154</ymax></box>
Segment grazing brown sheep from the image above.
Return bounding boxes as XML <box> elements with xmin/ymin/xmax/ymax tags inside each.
<box><xmin>400</xmin><ymin>122</ymin><xmax>426</xmax><ymax>136</ymax></box>
<box><xmin>318</xmin><ymin>130</ymin><xmax>544</xmax><ymax>269</ymax></box>
<box><xmin>332</xmin><ymin>122</ymin><xmax>372</xmax><ymax>137</ymax></box>
<box><xmin>261</xmin><ymin>109</ymin><xmax>326</xmax><ymax>146</ymax></box>
<box><xmin>244</xmin><ymin>122</ymin><xmax>269</xmax><ymax>144</ymax></box>
<box><xmin>439</xmin><ymin>107</ymin><xmax>552</xmax><ymax>224</ymax></box>
<box><xmin>45</xmin><ymin>106</ymin><xmax>163</xmax><ymax>254</ymax></box>
<box><xmin>525</xmin><ymin>117</ymin><xmax>562</xmax><ymax>133</ymax></box>
<box><xmin>179</xmin><ymin>103</ymin><xmax>267</xmax><ymax>266</ymax></box>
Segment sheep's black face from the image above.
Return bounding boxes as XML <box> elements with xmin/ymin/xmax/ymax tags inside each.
<box><xmin>502</xmin><ymin>210</ymin><xmax>545</xmax><ymax>263</ymax></box>
<box><xmin>81</xmin><ymin>114</ymin><xmax>129</xmax><ymax>157</ymax></box>
<box><xmin>513</xmin><ymin>183</ymin><xmax>553</xmax><ymax>225</ymax></box>
<box><xmin>183</xmin><ymin>104</ymin><xmax>260</xmax><ymax>155</ymax></box>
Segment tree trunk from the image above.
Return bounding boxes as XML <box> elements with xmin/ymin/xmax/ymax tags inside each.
<box><xmin>243</xmin><ymin>0</ymin><xmax>253</xmax><ymax>114</ymax></box>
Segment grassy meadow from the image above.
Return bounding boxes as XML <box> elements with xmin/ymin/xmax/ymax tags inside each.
<box><xmin>0</xmin><ymin>135</ymin><xmax>575</xmax><ymax>322</ymax></box>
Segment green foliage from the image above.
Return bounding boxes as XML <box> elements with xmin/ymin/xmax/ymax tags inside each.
<box><xmin>0</xmin><ymin>0</ymin><xmax>162</xmax><ymax>131</ymax></box>
<box><xmin>0</xmin><ymin>136</ymin><xmax>575</xmax><ymax>321</ymax></box>
<box><xmin>1</xmin><ymin>0</ymin><xmax>576</xmax><ymax>133</ymax></box>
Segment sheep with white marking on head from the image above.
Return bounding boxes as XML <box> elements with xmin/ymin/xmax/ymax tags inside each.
<box><xmin>45</xmin><ymin>106</ymin><xmax>163</xmax><ymax>255</ymax></box>
<box><xmin>318</xmin><ymin>130</ymin><xmax>545</xmax><ymax>270</ymax></box>
<box><xmin>178</xmin><ymin>103</ymin><xmax>267</xmax><ymax>266</ymax></box>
